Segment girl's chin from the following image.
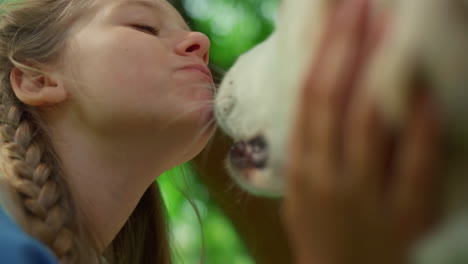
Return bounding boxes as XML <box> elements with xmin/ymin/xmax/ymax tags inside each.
<box><xmin>199</xmin><ymin>105</ymin><xmax>215</xmax><ymax>127</ymax></box>
<box><xmin>177</xmin><ymin>130</ymin><xmax>214</xmax><ymax>164</ymax></box>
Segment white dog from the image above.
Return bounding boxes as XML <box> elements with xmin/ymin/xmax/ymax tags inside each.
<box><xmin>215</xmin><ymin>0</ymin><xmax>468</xmax><ymax>262</ymax></box>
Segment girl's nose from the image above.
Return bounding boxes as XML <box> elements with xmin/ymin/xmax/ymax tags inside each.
<box><xmin>175</xmin><ymin>32</ymin><xmax>211</xmax><ymax>65</ymax></box>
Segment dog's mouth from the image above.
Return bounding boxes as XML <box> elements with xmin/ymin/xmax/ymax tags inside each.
<box><xmin>227</xmin><ymin>134</ymin><xmax>284</xmax><ymax>196</ymax></box>
<box><xmin>229</xmin><ymin>135</ymin><xmax>269</xmax><ymax>172</ymax></box>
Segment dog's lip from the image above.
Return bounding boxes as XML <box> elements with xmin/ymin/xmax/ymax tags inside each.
<box><xmin>179</xmin><ymin>64</ymin><xmax>213</xmax><ymax>81</ymax></box>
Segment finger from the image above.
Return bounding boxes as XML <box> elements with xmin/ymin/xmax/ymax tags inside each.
<box><xmin>342</xmin><ymin>11</ymin><xmax>393</xmax><ymax>197</ymax></box>
<box><xmin>344</xmin><ymin>92</ymin><xmax>389</xmax><ymax>199</ymax></box>
<box><xmin>392</xmin><ymin>90</ymin><xmax>442</xmax><ymax>242</ymax></box>
<box><xmin>291</xmin><ymin>0</ymin><xmax>372</xmax><ymax>180</ymax></box>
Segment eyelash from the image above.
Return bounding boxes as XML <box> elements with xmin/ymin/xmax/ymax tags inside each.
<box><xmin>131</xmin><ymin>24</ymin><xmax>159</xmax><ymax>36</ymax></box>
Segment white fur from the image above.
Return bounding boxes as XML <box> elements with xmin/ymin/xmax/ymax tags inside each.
<box><xmin>215</xmin><ymin>0</ymin><xmax>468</xmax><ymax>261</ymax></box>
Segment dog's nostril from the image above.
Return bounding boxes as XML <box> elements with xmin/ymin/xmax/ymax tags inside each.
<box><xmin>229</xmin><ymin>141</ymin><xmax>250</xmax><ymax>169</ymax></box>
<box><xmin>249</xmin><ymin>135</ymin><xmax>268</xmax><ymax>168</ymax></box>
<box><xmin>229</xmin><ymin>135</ymin><xmax>268</xmax><ymax>170</ymax></box>
<box><xmin>249</xmin><ymin>135</ymin><xmax>267</xmax><ymax>152</ymax></box>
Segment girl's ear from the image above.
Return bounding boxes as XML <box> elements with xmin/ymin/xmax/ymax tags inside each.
<box><xmin>10</xmin><ymin>67</ymin><xmax>67</xmax><ymax>106</ymax></box>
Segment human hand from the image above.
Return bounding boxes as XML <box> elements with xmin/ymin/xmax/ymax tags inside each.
<box><xmin>282</xmin><ymin>0</ymin><xmax>442</xmax><ymax>264</ymax></box>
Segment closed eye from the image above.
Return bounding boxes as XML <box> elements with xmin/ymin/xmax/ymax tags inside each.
<box><xmin>130</xmin><ymin>24</ymin><xmax>159</xmax><ymax>36</ymax></box>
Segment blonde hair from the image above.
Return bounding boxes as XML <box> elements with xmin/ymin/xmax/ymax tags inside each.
<box><xmin>0</xmin><ymin>0</ymin><xmax>171</xmax><ymax>263</ymax></box>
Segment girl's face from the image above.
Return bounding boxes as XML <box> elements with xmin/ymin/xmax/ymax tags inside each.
<box><xmin>59</xmin><ymin>0</ymin><xmax>215</xmax><ymax>163</ymax></box>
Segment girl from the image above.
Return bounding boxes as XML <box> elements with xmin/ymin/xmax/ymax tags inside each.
<box><xmin>0</xmin><ymin>0</ymin><xmax>216</xmax><ymax>263</ymax></box>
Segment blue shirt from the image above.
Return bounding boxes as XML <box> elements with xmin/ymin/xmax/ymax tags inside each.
<box><xmin>0</xmin><ymin>207</ymin><xmax>58</xmax><ymax>263</ymax></box>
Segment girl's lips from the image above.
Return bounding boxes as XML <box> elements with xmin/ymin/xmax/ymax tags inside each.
<box><xmin>179</xmin><ymin>64</ymin><xmax>214</xmax><ymax>82</ymax></box>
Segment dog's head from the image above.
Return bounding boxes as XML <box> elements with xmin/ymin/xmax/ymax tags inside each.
<box><xmin>214</xmin><ymin>0</ymin><xmax>328</xmax><ymax>196</ymax></box>
<box><xmin>214</xmin><ymin>33</ymin><xmax>289</xmax><ymax>196</ymax></box>
<box><xmin>214</xmin><ymin>0</ymin><xmax>468</xmax><ymax>197</ymax></box>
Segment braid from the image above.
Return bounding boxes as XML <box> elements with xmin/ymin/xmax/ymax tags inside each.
<box><xmin>0</xmin><ymin>104</ymin><xmax>77</xmax><ymax>263</ymax></box>
<box><xmin>0</xmin><ymin>1</ymin><xmax>172</xmax><ymax>263</ymax></box>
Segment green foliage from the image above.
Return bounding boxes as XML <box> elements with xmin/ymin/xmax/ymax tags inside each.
<box><xmin>182</xmin><ymin>0</ymin><xmax>280</xmax><ymax>69</ymax></box>
<box><xmin>158</xmin><ymin>164</ymin><xmax>253</xmax><ymax>264</ymax></box>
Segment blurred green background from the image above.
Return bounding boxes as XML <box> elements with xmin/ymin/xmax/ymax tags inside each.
<box><xmin>159</xmin><ymin>0</ymin><xmax>280</xmax><ymax>263</ymax></box>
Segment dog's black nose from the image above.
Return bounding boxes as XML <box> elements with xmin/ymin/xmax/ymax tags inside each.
<box><xmin>229</xmin><ymin>135</ymin><xmax>268</xmax><ymax>170</ymax></box>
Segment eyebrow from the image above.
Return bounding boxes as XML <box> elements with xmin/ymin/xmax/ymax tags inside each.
<box><xmin>114</xmin><ymin>0</ymin><xmax>191</xmax><ymax>31</ymax></box>
<box><xmin>119</xmin><ymin>0</ymin><xmax>159</xmax><ymax>9</ymax></box>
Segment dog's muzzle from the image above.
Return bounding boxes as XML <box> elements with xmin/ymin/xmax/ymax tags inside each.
<box><xmin>229</xmin><ymin>135</ymin><xmax>269</xmax><ymax>172</ymax></box>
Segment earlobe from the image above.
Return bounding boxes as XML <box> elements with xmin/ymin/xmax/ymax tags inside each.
<box><xmin>10</xmin><ymin>67</ymin><xmax>67</xmax><ymax>106</ymax></box>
